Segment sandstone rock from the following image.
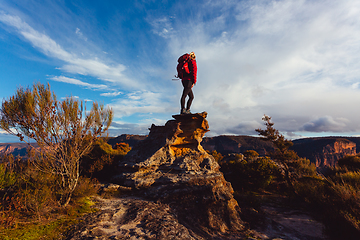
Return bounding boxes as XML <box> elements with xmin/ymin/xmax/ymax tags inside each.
<box><xmin>112</xmin><ymin>112</ymin><xmax>245</xmax><ymax>237</ymax></box>
<box><xmin>291</xmin><ymin>137</ymin><xmax>357</xmax><ymax>168</ymax></box>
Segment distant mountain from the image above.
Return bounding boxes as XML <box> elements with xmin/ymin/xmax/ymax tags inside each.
<box><xmin>201</xmin><ymin>135</ymin><xmax>275</xmax><ymax>156</ymax></box>
<box><xmin>109</xmin><ymin>135</ymin><xmax>358</xmax><ymax>168</ymax></box>
<box><xmin>108</xmin><ymin>134</ymin><xmax>275</xmax><ymax>156</ymax></box>
<box><xmin>2</xmin><ymin>135</ymin><xmax>359</xmax><ymax>168</ymax></box>
<box><xmin>0</xmin><ymin>142</ymin><xmax>38</xmax><ymax>158</ymax></box>
<box><xmin>107</xmin><ymin>134</ymin><xmax>147</xmax><ymax>148</ymax></box>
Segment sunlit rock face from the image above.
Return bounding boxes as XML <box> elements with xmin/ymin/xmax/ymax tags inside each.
<box><xmin>291</xmin><ymin>138</ymin><xmax>357</xmax><ymax>168</ymax></box>
<box><xmin>113</xmin><ymin>112</ymin><xmax>244</xmax><ymax>235</ymax></box>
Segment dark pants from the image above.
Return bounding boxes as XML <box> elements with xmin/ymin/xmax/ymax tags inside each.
<box><xmin>181</xmin><ymin>80</ymin><xmax>194</xmax><ymax>110</ymax></box>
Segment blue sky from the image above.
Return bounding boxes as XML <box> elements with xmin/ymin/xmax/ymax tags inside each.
<box><xmin>1</xmin><ymin>0</ymin><xmax>360</xmax><ymax>142</ymax></box>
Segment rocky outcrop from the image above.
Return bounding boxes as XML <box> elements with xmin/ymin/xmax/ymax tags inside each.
<box><xmin>291</xmin><ymin>138</ymin><xmax>357</xmax><ymax>168</ymax></box>
<box><xmin>112</xmin><ymin>112</ymin><xmax>244</xmax><ymax>238</ymax></box>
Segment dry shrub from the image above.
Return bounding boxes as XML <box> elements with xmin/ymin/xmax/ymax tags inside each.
<box><xmin>332</xmin><ymin>171</ymin><xmax>360</xmax><ymax>188</ymax></box>
<box><xmin>295</xmin><ymin>168</ymin><xmax>360</xmax><ymax>238</ymax></box>
<box><xmin>80</xmin><ymin>139</ymin><xmax>131</xmax><ymax>181</ymax></box>
<box><xmin>0</xmin><ymin>155</ymin><xmax>60</xmax><ymax>227</ymax></box>
<box><xmin>0</xmin><ymin>152</ymin><xmax>102</xmax><ymax>230</ymax></box>
<box><xmin>72</xmin><ymin>176</ymin><xmax>100</xmax><ymax>199</ymax></box>
<box><xmin>220</xmin><ymin>154</ymin><xmax>282</xmax><ymax>191</ymax></box>
<box><xmin>243</xmin><ymin>150</ymin><xmax>259</xmax><ymax>161</ymax></box>
<box><xmin>338</xmin><ymin>155</ymin><xmax>360</xmax><ymax>171</ymax></box>
<box><xmin>293</xmin><ymin>176</ymin><xmax>327</xmax><ymax>203</ymax></box>
<box><xmin>288</xmin><ymin>158</ymin><xmax>317</xmax><ymax>177</ymax></box>
<box><xmin>207</xmin><ymin>150</ymin><xmax>224</xmax><ymax>162</ymax></box>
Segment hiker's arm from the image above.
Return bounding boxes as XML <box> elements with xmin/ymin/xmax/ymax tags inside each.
<box><xmin>190</xmin><ymin>60</ymin><xmax>197</xmax><ymax>84</ymax></box>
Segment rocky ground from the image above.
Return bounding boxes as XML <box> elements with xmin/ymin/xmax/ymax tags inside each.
<box><xmin>65</xmin><ymin>112</ymin><xmax>331</xmax><ymax>240</ymax></box>
<box><xmin>238</xmin><ymin>193</ymin><xmax>329</xmax><ymax>240</ymax></box>
<box><xmin>65</xmin><ymin>191</ymin><xmax>330</xmax><ymax>240</ymax></box>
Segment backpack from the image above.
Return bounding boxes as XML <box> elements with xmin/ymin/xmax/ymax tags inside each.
<box><xmin>176</xmin><ymin>53</ymin><xmax>190</xmax><ymax>79</ymax></box>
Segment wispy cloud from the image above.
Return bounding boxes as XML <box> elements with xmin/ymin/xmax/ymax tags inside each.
<box><xmin>100</xmin><ymin>91</ymin><xmax>123</xmax><ymax>97</ymax></box>
<box><xmin>0</xmin><ymin>12</ymin><xmax>138</xmax><ymax>89</ymax></box>
<box><xmin>50</xmin><ymin>76</ymin><xmax>108</xmax><ymax>90</ymax></box>
<box><xmin>110</xmin><ymin>90</ymin><xmax>176</xmax><ymax>118</ymax></box>
<box><xmin>148</xmin><ymin>16</ymin><xmax>174</xmax><ymax>38</ymax></box>
<box><xmin>160</xmin><ymin>0</ymin><xmax>360</xmax><ymax>135</ymax></box>
<box><xmin>2</xmin><ymin>1</ymin><xmax>360</xmax><ymax>139</ymax></box>
<box><xmin>61</xmin><ymin>96</ymin><xmax>79</xmax><ymax>100</ymax></box>
<box><xmin>75</xmin><ymin>27</ymin><xmax>87</xmax><ymax>41</ymax></box>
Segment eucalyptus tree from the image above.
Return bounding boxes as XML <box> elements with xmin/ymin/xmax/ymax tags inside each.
<box><xmin>0</xmin><ymin>83</ymin><xmax>113</xmax><ymax>206</ymax></box>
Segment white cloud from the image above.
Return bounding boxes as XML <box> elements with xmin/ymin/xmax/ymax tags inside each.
<box><xmin>2</xmin><ymin>1</ymin><xmax>360</xmax><ymax>138</ymax></box>
<box><xmin>148</xmin><ymin>16</ymin><xmax>174</xmax><ymax>38</ymax></box>
<box><xmin>61</xmin><ymin>96</ymin><xmax>79</xmax><ymax>100</ymax></box>
<box><xmin>162</xmin><ymin>0</ymin><xmax>360</xmax><ymax>136</ymax></box>
<box><xmin>109</xmin><ymin>90</ymin><xmax>177</xmax><ymax>118</ymax></box>
<box><xmin>75</xmin><ymin>27</ymin><xmax>87</xmax><ymax>41</ymax></box>
<box><xmin>100</xmin><ymin>92</ymin><xmax>123</xmax><ymax>97</ymax></box>
<box><xmin>108</xmin><ymin>121</ymin><xmax>150</xmax><ymax>136</ymax></box>
<box><xmin>0</xmin><ymin>12</ymin><xmax>138</xmax><ymax>89</ymax></box>
<box><xmin>50</xmin><ymin>76</ymin><xmax>108</xmax><ymax>90</ymax></box>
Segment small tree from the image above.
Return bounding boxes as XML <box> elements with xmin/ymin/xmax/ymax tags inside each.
<box><xmin>0</xmin><ymin>83</ymin><xmax>113</xmax><ymax>206</ymax></box>
<box><xmin>255</xmin><ymin>115</ymin><xmax>299</xmax><ymax>192</ymax></box>
<box><xmin>255</xmin><ymin>115</ymin><xmax>296</xmax><ymax>161</ymax></box>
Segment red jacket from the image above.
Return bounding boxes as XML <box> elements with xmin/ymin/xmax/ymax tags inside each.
<box><xmin>182</xmin><ymin>59</ymin><xmax>197</xmax><ymax>84</ymax></box>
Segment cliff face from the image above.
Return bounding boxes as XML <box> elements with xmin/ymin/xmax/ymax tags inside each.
<box><xmin>107</xmin><ymin>134</ymin><xmax>147</xmax><ymax>148</ymax></box>
<box><xmin>291</xmin><ymin>138</ymin><xmax>356</xmax><ymax>168</ymax></box>
<box><xmin>113</xmin><ymin>112</ymin><xmax>244</xmax><ymax>237</ymax></box>
<box><xmin>201</xmin><ymin>135</ymin><xmax>275</xmax><ymax>156</ymax></box>
<box><xmin>0</xmin><ymin>143</ymin><xmax>37</xmax><ymax>158</ymax></box>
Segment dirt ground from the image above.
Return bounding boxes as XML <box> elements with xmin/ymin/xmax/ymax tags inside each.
<box><xmin>65</xmin><ymin>193</ymin><xmax>331</xmax><ymax>240</ymax></box>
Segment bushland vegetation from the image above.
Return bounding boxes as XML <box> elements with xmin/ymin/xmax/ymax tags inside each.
<box><xmin>0</xmin><ymin>82</ymin><xmax>113</xmax><ymax>207</ymax></box>
<box><xmin>211</xmin><ymin>115</ymin><xmax>360</xmax><ymax>238</ymax></box>
<box><xmin>0</xmin><ymin>83</ymin><xmax>121</xmax><ymax>239</ymax></box>
<box><xmin>80</xmin><ymin>139</ymin><xmax>131</xmax><ymax>181</ymax></box>
<box><xmin>0</xmin><ymin>140</ymin><xmax>131</xmax><ymax>239</ymax></box>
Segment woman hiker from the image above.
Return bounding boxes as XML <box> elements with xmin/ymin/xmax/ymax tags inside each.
<box><xmin>180</xmin><ymin>51</ymin><xmax>197</xmax><ymax>114</ymax></box>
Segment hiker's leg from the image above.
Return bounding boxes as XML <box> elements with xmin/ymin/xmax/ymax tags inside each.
<box><xmin>181</xmin><ymin>80</ymin><xmax>192</xmax><ymax>111</ymax></box>
<box><xmin>181</xmin><ymin>87</ymin><xmax>191</xmax><ymax>108</ymax></box>
<box><xmin>186</xmin><ymin>89</ymin><xmax>194</xmax><ymax>110</ymax></box>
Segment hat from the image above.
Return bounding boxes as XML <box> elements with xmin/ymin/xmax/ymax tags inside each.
<box><xmin>189</xmin><ymin>52</ymin><xmax>196</xmax><ymax>60</ymax></box>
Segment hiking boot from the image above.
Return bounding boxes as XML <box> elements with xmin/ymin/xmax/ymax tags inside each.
<box><xmin>180</xmin><ymin>108</ymin><xmax>186</xmax><ymax>114</ymax></box>
<box><xmin>185</xmin><ymin>109</ymin><xmax>191</xmax><ymax>114</ymax></box>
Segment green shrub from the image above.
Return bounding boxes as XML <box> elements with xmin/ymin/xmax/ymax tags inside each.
<box><xmin>243</xmin><ymin>150</ymin><xmax>259</xmax><ymax>161</ymax></box>
<box><xmin>80</xmin><ymin>139</ymin><xmax>131</xmax><ymax>181</ymax></box>
<box><xmin>332</xmin><ymin>171</ymin><xmax>360</xmax><ymax>188</ymax></box>
<box><xmin>293</xmin><ymin>176</ymin><xmax>327</xmax><ymax>203</ymax></box>
<box><xmin>288</xmin><ymin>158</ymin><xmax>317</xmax><ymax>177</ymax></box>
<box><xmin>208</xmin><ymin>150</ymin><xmax>224</xmax><ymax>162</ymax></box>
<box><xmin>0</xmin><ymin>163</ymin><xmax>16</xmax><ymax>189</ymax></box>
<box><xmin>72</xmin><ymin>177</ymin><xmax>100</xmax><ymax>200</ymax></box>
<box><xmin>338</xmin><ymin>155</ymin><xmax>360</xmax><ymax>171</ymax></box>
<box><xmin>248</xmin><ymin>157</ymin><xmax>282</xmax><ymax>189</ymax></box>
<box><xmin>220</xmin><ymin>156</ymin><xmax>281</xmax><ymax>191</ymax></box>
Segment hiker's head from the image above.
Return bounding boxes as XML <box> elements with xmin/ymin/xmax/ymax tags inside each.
<box><xmin>190</xmin><ymin>52</ymin><xmax>196</xmax><ymax>60</ymax></box>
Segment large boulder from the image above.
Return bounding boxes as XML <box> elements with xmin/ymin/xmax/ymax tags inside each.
<box><xmin>113</xmin><ymin>112</ymin><xmax>244</xmax><ymax>236</ymax></box>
